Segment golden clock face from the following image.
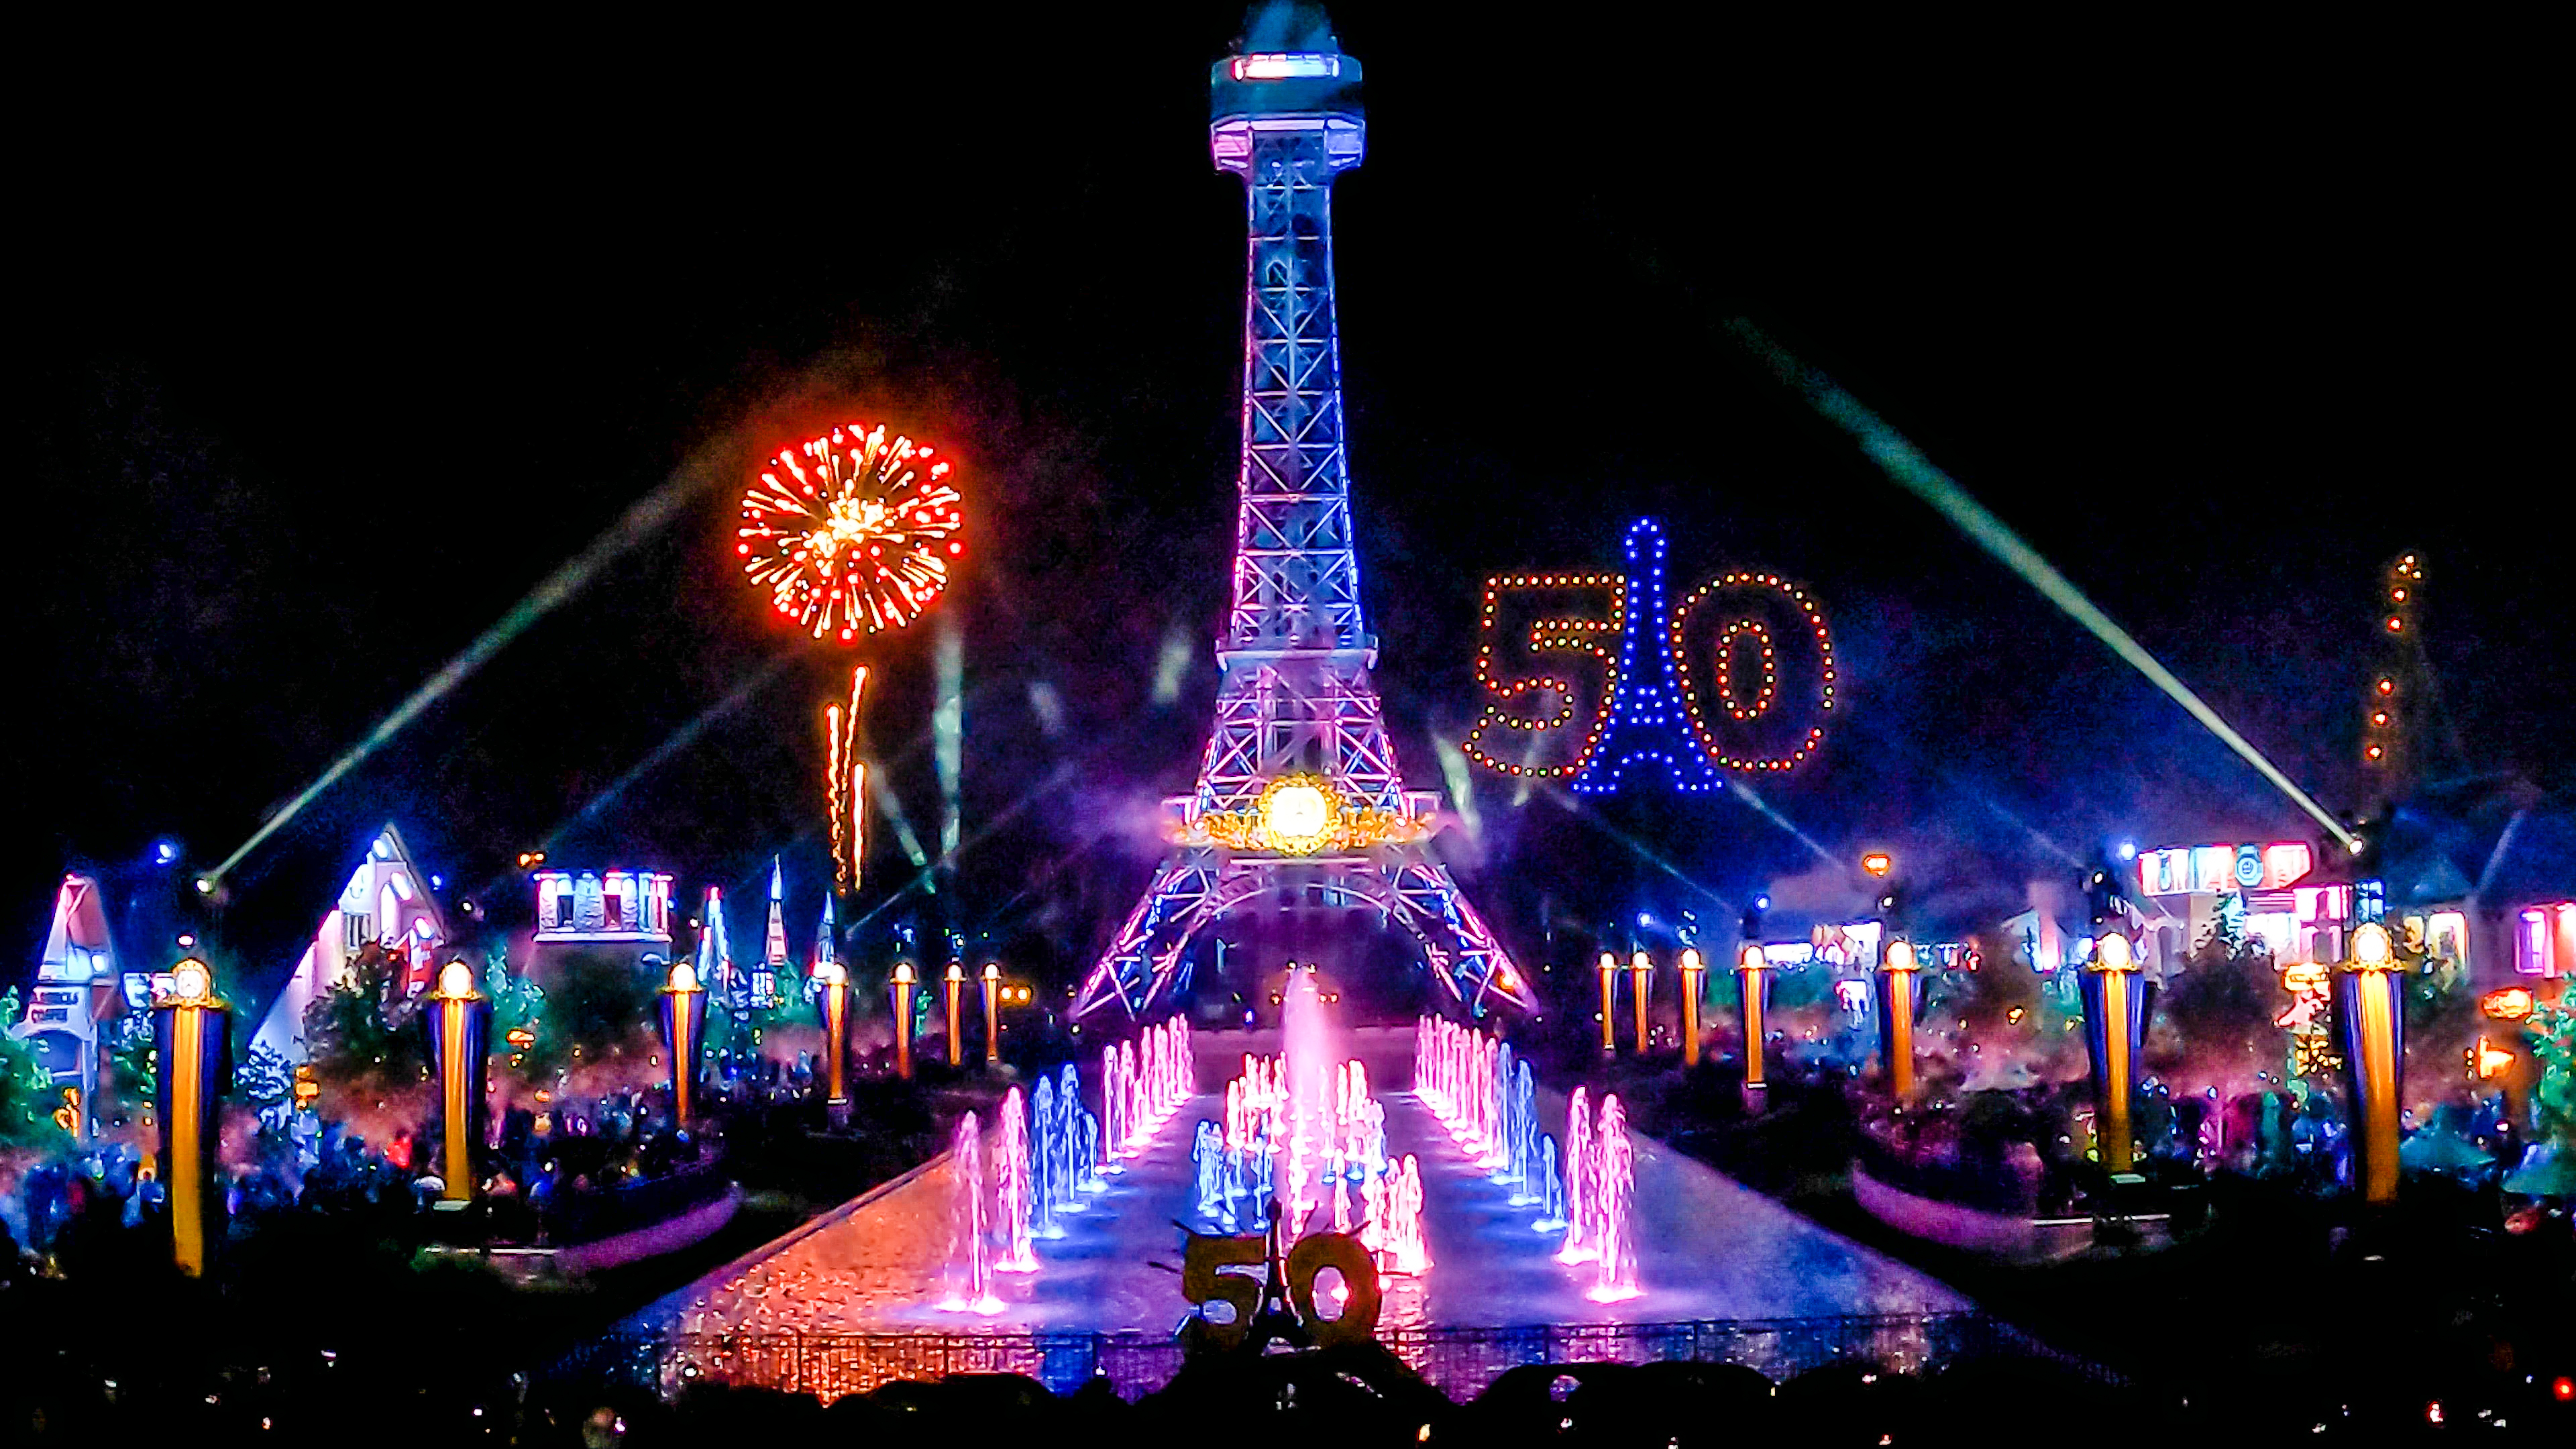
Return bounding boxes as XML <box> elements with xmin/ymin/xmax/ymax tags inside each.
<box><xmin>1255</xmin><ymin>773</ymin><xmax>1340</xmax><ymax>855</ymax></box>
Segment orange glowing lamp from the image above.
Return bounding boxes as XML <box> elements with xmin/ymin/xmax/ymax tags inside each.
<box><xmin>2481</xmin><ymin>987</ymin><xmax>2535</xmax><ymax>1022</ymax></box>
<box><xmin>2471</xmin><ymin>1038</ymin><xmax>2516</xmax><ymax>1080</ymax></box>
<box><xmin>2281</xmin><ymin>961</ymin><xmax>2331</xmax><ymax>996</ymax></box>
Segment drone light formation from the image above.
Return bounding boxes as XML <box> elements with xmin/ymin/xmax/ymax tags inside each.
<box><xmin>739</xmin><ymin>423</ymin><xmax>963</xmax><ymax>641</ymax></box>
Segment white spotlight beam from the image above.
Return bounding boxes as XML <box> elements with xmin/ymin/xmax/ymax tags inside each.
<box><xmin>1726</xmin><ymin>318</ymin><xmax>2359</xmax><ymax>855</ymax></box>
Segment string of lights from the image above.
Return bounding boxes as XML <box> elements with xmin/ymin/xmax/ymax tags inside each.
<box><xmin>1463</xmin><ymin>542</ymin><xmax>1837</xmax><ymax>788</ymax></box>
<box><xmin>1574</xmin><ymin>520</ymin><xmax>1721</xmax><ymax>794</ymax></box>
<box><xmin>1460</xmin><ymin>573</ymin><xmax>1623</xmax><ymax>780</ymax></box>
<box><xmin>2364</xmin><ymin>553</ymin><xmax>2420</xmax><ymax>777</ymax></box>
<box><xmin>1670</xmin><ymin>570</ymin><xmax>1835</xmax><ymax>773</ymax></box>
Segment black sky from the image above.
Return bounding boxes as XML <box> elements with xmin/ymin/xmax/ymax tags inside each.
<box><xmin>18</xmin><ymin>6</ymin><xmax>2565</xmax><ymax>998</ymax></box>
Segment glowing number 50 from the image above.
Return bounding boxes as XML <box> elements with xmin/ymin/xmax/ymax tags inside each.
<box><xmin>1670</xmin><ymin>573</ymin><xmax>1836</xmax><ymax>774</ymax></box>
<box><xmin>1460</xmin><ymin>574</ymin><xmax>1625</xmax><ymax>781</ymax></box>
<box><xmin>1462</xmin><ymin>570</ymin><xmax>1836</xmax><ymax>779</ymax></box>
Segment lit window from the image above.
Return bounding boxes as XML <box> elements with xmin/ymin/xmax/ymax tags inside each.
<box><xmin>1231</xmin><ymin>54</ymin><xmax>1338</xmax><ymax>80</ymax></box>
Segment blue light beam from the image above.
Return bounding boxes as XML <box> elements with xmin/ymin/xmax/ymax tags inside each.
<box><xmin>205</xmin><ymin>449</ymin><xmax>725</xmax><ymax>888</ymax></box>
<box><xmin>1725</xmin><ymin>319</ymin><xmax>2359</xmax><ymax>855</ymax></box>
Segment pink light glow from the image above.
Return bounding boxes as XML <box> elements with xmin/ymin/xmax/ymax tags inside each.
<box><xmin>936</xmin><ymin>1111</ymin><xmax>1002</xmax><ymax>1314</ymax></box>
<box><xmin>1212</xmin><ymin>973</ymin><xmax>1395</xmax><ymax>1255</ymax></box>
<box><xmin>1385</xmin><ymin>1154</ymin><xmax>1432</xmax><ymax>1275</ymax></box>
<box><xmin>1558</xmin><ymin>1086</ymin><xmax>1595</xmax><ymax>1265</ymax></box>
<box><xmin>1584</xmin><ymin>1094</ymin><xmax>1642</xmax><ymax>1302</ymax></box>
<box><xmin>994</xmin><ymin>1089</ymin><xmax>1038</xmax><ymax>1273</ymax></box>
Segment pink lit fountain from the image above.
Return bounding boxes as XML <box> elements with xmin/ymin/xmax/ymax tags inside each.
<box><xmin>1584</xmin><ymin>1093</ymin><xmax>1643</xmax><ymax>1303</ymax></box>
<box><xmin>1383</xmin><ymin>1153</ymin><xmax>1432</xmax><ymax>1274</ymax></box>
<box><xmin>1099</xmin><ymin>1046</ymin><xmax>1128</xmax><ymax>1173</ymax></box>
<box><xmin>1279</xmin><ymin>965</ymin><xmax>1336</xmax><ymax>1236</ymax></box>
<box><xmin>1556</xmin><ymin>1085</ymin><xmax>1594</xmax><ymax>1264</ymax></box>
<box><xmin>937</xmin><ymin>1111</ymin><xmax>1002</xmax><ymax>1313</ymax></box>
<box><xmin>994</xmin><ymin>1087</ymin><xmax>1038</xmax><ymax>1273</ymax></box>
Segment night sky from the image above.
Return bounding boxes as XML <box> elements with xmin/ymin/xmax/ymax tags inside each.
<box><xmin>21</xmin><ymin>7</ymin><xmax>2563</xmax><ymax>1007</ymax></box>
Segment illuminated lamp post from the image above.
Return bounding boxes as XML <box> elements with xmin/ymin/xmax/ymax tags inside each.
<box><xmin>1629</xmin><ymin>950</ymin><xmax>1654</xmax><ymax>1055</ymax></box>
<box><xmin>2336</xmin><ymin>923</ymin><xmax>2405</xmax><ymax>1205</ymax></box>
<box><xmin>1597</xmin><ymin>952</ymin><xmax>1618</xmax><ymax>1055</ymax></box>
<box><xmin>2080</xmin><ymin>933</ymin><xmax>2147</xmax><ymax>1174</ymax></box>
<box><xmin>1736</xmin><ymin>945</ymin><xmax>1773</xmax><ymax>1090</ymax></box>
<box><xmin>891</xmin><ymin>963</ymin><xmax>916</xmax><ymax>1080</ymax></box>
<box><xmin>945</xmin><ymin>961</ymin><xmax>966</xmax><ymax>1066</ymax></box>
<box><xmin>151</xmin><ymin>959</ymin><xmax>229</xmax><ymax>1277</ymax></box>
<box><xmin>981</xmin><ymin>963</ymin><xmax>1002</xmax><ymax>1067</ymax></box>
<box><xmin>425</xmin><ymin>961</ymin><xmax>490</xmax><ymax>1208</ymax></box>
<box><xmin>814</xmin><ymin>961</ymin><xmax>850</xmax><ymax>1126</ymax></box>
<box><xmin>1875</xmin><ymin>938</ymin><xmax>1921</xmax><ymax>1102</ymax></box>
<box><xmin>1678</xmin><ymin>949</ymin><xmax>1705</xmax><ymax>1067</ymax></box>
<box><xmin>657</xmin><ymin>961</ymin><xmax>708</xmax><ymax>1127</ymax></box>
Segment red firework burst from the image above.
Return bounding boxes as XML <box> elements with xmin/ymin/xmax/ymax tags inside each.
<box><xmin>737</xmin><ymin>423</ymin><xmax>964</xmax><ymax>640</ymax></box>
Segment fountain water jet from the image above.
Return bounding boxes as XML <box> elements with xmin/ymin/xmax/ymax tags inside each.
<box><xmin>1032</xmin><ymin>1077</ymin><xmax>1063</xmax><ymax>1238</ymax></box>
<box><xmin>1385</xmin><ymin>1154</ymin><xmax>1432</xmax><ymax>1274</ymax></box>
<box><xmin>1054</xmin><ymin>1063</ymin><xmax>1091</xmax><ymax>1213</ymax></box>
<box><xmin>994</xmin><ymin>1087</ymin><xmax>1038</xmax><ymax>1272</ymax></box>
<box><xmin>1533</xmin><ymin>1133</ymin><xmax>1567</xmax><ymax>1231</ymax></box>
<box><xmin>1585</xmin><ymin>1093</ymin><xmax>1643</xmax><ymax>1303</ymax></box>
<box><xmin>937</xmin><ymin>1111</ymin><xmax>1002</xmax><ymax>1313</ymax></box>
<box><xmin>1557</xmin><ymin>1087</ymin><xmax>1595</xmax><ymax>1264</ymax></box>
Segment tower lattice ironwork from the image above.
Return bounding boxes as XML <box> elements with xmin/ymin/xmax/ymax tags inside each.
<box><xmin>1075</xmin><ymin>4</ymin><xmax>1530</xmax><ymax>1022</ymax></box>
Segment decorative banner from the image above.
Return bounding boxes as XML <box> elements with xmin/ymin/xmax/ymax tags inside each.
<box><xmin>151</xmin><ymin>960</ymin><xmax>230</xmax><ymax>1276</ymax></box>
<box><xmin>890</xmin><ymin>963</ymin><xmax>917</xmax><ymax>1079</ymax></box>
<box><xmin>1628</xmin><ymin>951</ymin><xmax>1654</xmax><ymax>1052</ymax></box>
<box><xmin>2080</xmin><ymin>937</ymin><xmax>2149</xmax><ymax>1173</ymax></box>
<box><xmin>425</xmin><ymin>962</ymin><xmax>491</xmax><ymax>1205</ymax></box>
<box><xmin>1874</xmin><ymin>941</ymin><xmax>1925</xmax><ymax>1100</ymax></box>
<box><xmin>945</xmin><ymin>962</ymin><xmax>967</xmax><ymax>1066</ymax></box>
<box><xmin>1465</xmin><ymin>517</ymin><xmax>1833</xmax><ymax>792</ymax></box>
<box><xmin>813</xmin><ymin>963</ymin><xmax>850</xmax><ymax>1107</ymax></box>
<box><xmin>1678</xmin><ymin>949</ymin><xmax>1706</xmax><ymax>1068</ymax></box>
<box><xmin>981</xmin><ymin>963</ymin><xmax>1003</xmax><ymax>1066</ymax></box>
<box><xmin>2336</xmin><ymin>925</ymin><xmax>2406</xmax><ymax>1205</ymax></box>
<box><xmin>657</xmin><ymin>962</ymin><xmax>708</xmax><ymax>1125</ymax></box>
<box><xmin>1735</xmin><ymin>947</ymin><xmax>1775</xmax><ymax>1088</ymax></box>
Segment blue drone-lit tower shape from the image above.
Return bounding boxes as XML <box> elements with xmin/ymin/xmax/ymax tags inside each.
<box><xmin>1572</xmin><ymin>519</ymin><xmax>1723</xmax><ymax>794</ymax></box>
<box><xmin>1075</xmin><ymin>3</ymin><xmax>1531</xmax><ymax>1020</ymax></box>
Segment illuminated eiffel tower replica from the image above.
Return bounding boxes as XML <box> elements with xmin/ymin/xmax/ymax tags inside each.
<box><xmin>1074</xmin><ymin>3</ymin><xmax>1529</xmax><ymax>1022</ymax></box>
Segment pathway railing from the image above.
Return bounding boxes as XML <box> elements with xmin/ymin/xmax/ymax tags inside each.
<box><xmin>547</xmin><ymin>1311</ymin><xmax>2115</xmax><ymax>1403</ymax></box>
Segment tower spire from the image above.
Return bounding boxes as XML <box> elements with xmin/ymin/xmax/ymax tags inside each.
<box><xmin>1076</xmin><ymin>9</ymin><xmax>1528</xmax><ymax>1020</ymax></box>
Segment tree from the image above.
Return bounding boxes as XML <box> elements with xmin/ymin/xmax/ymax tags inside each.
<box><xmin>235</xmin><ymin>1042</ymin><xmax>295</xmax><ymax>1111</ymax></box>
<box><xmin>0</xmin><ymin>988</ymin><xmax>72</xmax><ymax>1150</ymax></box>
<box><xmin>505</xmin><ymin>951</ymin><xmax>659</xmax><ymax>1095</ymax></box>
<box><xmin>2524</xmin><ymin>1000</ymin><xmax>2576</xmax><ymax>1155</ymax></box>
<box><xmin>2147</xmin><ymin>917</ymin><xmax>2286</xmax><ymax>1101</ymax></box>
<box><xmin>301</xmin><ymin>941</ymin><xmax>428</xmax><ymax>1108</ymax></box>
